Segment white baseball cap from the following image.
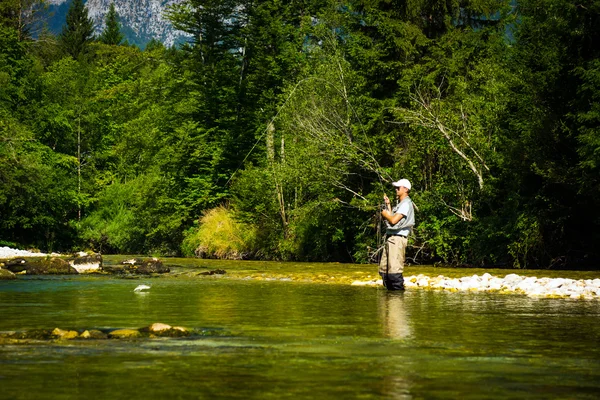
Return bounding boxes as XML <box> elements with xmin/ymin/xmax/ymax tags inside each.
<box><xmin>392</xmin><ymin>179</ymin><xmax>411</xmax><ymax>190</ymax></box>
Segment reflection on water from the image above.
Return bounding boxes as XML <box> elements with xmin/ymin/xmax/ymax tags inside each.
<box><xmin>0</xmin><ymin>275</ymin><xmax>599</xmax><ymax>399</ymax></box>
<box><xmin>379</xmin><ymin>292</ymin><xmax>412</xmax><ymax>340</ymax></box>
<box><xmin>377</xmin><ymin>292</ymin><xmax>414</xmax><ymax>399</ymax></box>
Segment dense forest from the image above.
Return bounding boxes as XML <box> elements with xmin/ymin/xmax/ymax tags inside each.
<box><xmin>1</xmin><ymin>0</ymin><xmax>598</xmax><ymax>268</ymax></box>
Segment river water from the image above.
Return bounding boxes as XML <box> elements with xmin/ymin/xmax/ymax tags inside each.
<box><xmin>1</xmin><ymin>261</ymin><xmax>599</xmax><ymax>399</ymax></box>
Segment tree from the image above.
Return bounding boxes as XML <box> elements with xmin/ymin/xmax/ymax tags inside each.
<box><xmin>504</xmin><ymin>0</ymin><xmax>600</xmax><ymax>267</ymax></box>
<box><xmin>0</xmin><ymin>0</ymin><xmax>48</xmax><ymax>41</ymax></box>
<box><xmin>59</xmin><ymin>0</ymin><xmax>94</xmax><ymax>59</ymax></box>
<box><xmin>99</xmin><ymin>2</ymin><xmax>123</xmax><ymax>45</ymax></box>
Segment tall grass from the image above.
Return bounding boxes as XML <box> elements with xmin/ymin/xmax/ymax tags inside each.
<box><xmin>182</xmin><ymin>206</ymin><xmax>257</xmax><ymax>259</ymax></box>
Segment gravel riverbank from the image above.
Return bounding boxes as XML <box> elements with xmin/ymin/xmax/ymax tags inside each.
<box><xmin>353</xmin><ymin>273</ymin><xmax>600</xmax><ymax>300</ymax></box>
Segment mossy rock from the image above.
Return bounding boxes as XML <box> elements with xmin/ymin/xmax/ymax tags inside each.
<box><xmin>108</xmin><ymin>329</ymin><xmax>142</xmax><ymax>339</ymax></box>
<box><xmin>104</xmin><ymin>258</ymin><xmax>170</xmax><ymax>275</ymax></box>
<box><xmin>5</xmin><ymin>329</ymin><xmax>55</xmax><ymax>340</ymax></box>
<box><xmin>3</xmin><ymin>258</ymin><xmax>28</xmax><ymax>273</ymax></box>
<box><xmin>26</xmin><ymin>258</ymin><xmax>78</xmax><ymax>275</ymax></box>
<box><xmin>52</xmin><ymin>328</ymin><xmax>79</xmax><ymax>340</ymax></box>
<box><xmin>0</xmin><ymin>267</ymin><xmax>16</xmax><ymax>280</ymax></box>
<box><xmin>80</xmin><ymin>329</ymin><xmax>108</xmax><ymax>339</ymax></box>
<box><xmin>136</xmin><ymin>260</ymin><xmax>170</xmax><ymax>274</ymax></box>
<box><xmin>102</xmin><ymin>264</ymin><xmax>128</xmax><ymax>274</ymax></box>
<box><xmin>3</xmin><ymin>257</ymin><xmax>77</xmax><ymax>275</ymax></box>
<box><xmin>140</xmin><ymin>323</ymin><xmax>190</xmax><ymax>337</ymax></box>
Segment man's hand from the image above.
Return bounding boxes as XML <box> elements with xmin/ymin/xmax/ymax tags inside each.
<box><xmin>382</xmin><ymin>194</ymin><xmax>392</xmax><ymax>215</ymax></box>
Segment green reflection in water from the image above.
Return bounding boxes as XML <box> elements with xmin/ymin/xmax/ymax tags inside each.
<box><xmin>1</xmin><ymin>263</ymin><xmax>600</xmax><ymax>399</ymax></box>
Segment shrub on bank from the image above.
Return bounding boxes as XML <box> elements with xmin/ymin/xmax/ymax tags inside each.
<box><xmin>182</xmin><ymin>206</ymin><xmax>257</xmax><ymax>259</ymax></box>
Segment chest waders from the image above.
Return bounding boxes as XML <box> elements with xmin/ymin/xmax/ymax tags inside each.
<box><xmin>384</xmin><ymin>235</ymin><xmax>392</xmax><ymax>289</ymax></box>
<box><xmin>382</xmin><ymin>234</ymin><xmax>405</xmax><ymax>291</ymax></box>
<box><xmin>378</xmin><ymin>210</ymin><xmax>394</xmax><ymax>289</ymax></box>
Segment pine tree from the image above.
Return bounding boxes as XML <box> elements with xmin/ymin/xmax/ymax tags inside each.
<box><xmin>59</xmin><ymin>0</ymin><xmax>94</xmax><ymax>58</ymax></box>
<box><xmin>99</xmin><ymin>2</ymin><xmax>123</xmax><ymax>45</ymax></box>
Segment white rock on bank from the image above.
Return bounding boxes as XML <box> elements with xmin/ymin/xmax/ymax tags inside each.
<box><xmin>0</xmin><ymin>246</ymin><xmax>61</xmax><ymax>259</ymax></box>
<box><xmin>399</xmin><ymin>273</ymin><xmax>600</xmax><ymax>300</ymax></box>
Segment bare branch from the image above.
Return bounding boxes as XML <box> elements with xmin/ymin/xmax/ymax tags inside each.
<box><xmin>399</xmin><ymin>87</ymin><xmax>490</xmax><ymax>189</ymax></box>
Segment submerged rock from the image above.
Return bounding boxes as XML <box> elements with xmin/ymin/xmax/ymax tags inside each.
<box><xmin>1</xmin><ymin>324</ymin><xmax>200</xmax><ymax>343</ymax></box>
<box><xmin>199</xmin><ymin>269</ymin><xmax>226</xmax><ymax>276</ymax></box>
<box><xmin>80</xmin><ymin>329</ymin><xmax>108</xmax><ymax>339</ymax></box>
<box><xmin>108</xmin><ymin>329</ymin><xmax>142</xmax><ymax>339</ymax></box>
<box><xmin>2</xmin><ymin>329</ymin><xmax>54</xmax><ymax>341</ymax></box>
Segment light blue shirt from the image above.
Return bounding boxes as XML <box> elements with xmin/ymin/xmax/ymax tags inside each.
<box><xmin>385</xmin><ymin>196</ymin><xmax>415</xmax><ymax>237</ymax></box>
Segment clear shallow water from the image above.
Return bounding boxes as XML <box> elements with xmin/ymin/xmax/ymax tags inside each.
<box><xmin>1</xmin><ymin>272</ymin><xmax>600</xmax><ymax>399</ymax></box>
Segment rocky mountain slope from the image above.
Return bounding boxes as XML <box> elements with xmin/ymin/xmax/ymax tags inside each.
<box><xmin>47</xmin><ymin>0</ymin><xmax>189</xmax><ymax>48</ymax></box>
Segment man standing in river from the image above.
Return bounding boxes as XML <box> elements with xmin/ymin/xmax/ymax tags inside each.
<box><xmin>380</xmin><ymin>179</ymin><xmax>415</xmax><ymax>290</ymax></box>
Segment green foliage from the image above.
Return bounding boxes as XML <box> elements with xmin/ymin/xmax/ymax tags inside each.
<box><xmin>507</xmin><ymin>214</ymin><xmax>544</xmax><ymax>269</ymax></box>
<box><xmin>181</xmin><ymin>206</ymin><xmax>257</xmax><ymax>259</ymax></box>
<box><xmin>79</xmin><ymin>178</ymin><xmax>146</xmax><ymax>254</ymax></box>
<box><xmin>0</xmin><ymin>111</ymin><xmax>78</xmax><ymax>250</ymax></box>
<box><xmin>0</xmin><ymin>26</ymin><xmax>28</xmax><ymax>107</ymax></box>
<box><xmin>79</xmin><ymin>170</ymin><xmax>187</xmax><ymax>255</ymax></box>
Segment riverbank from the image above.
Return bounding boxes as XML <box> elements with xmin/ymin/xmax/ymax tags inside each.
<box><xmin>2</xmin><ymin>248</ymin><xmax>600</xmax><ymax>300</ymax></box>
<box><xmin>161</xmin><ymin>259</ymin><xmax>600</xmax><ymax>300</ymax></box>
<box><xmin>159</xmin><ymin>257</ymin><xmax>600</xmax><ymax>300</ymax></box>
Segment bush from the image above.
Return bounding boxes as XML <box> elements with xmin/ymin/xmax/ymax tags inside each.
<box><xmin>182</xmin><ymin>206</ymin><xmax>257</xmax><ymax>259</ymax></box>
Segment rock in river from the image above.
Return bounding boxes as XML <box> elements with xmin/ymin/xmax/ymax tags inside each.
<box><xmin>52</xmin><ymin>328</ymin><xmax>79</xmax><ymax>340</ymax></box>
<box><xmin>68</xmin><ymin>252</ymin><xmax>103</xmax><ymax>273</ymax></box>
<box><xmin>0</xmin><ymin>267</ymin><xmax>16</xmax><ymax>279</ymax></box>
<box><xmin>104</xmin><ymin>258</ymin><xmax>170</xmax><ymax>275</ymax></box>
<box><xmin>140</xmin><ymin>322</ymin><xmax>190</xmax><ymax>337</ymax></box>
<box><xmin>108</xmin><ymin>329</ymin><xmax>142</xmax><ymax>339</ymax></box>
<box><xmin>80</xmin><ymin>329</ymin><xmax>108</xmax><ymax>339</ymax></box>
<box><xmin>3</xmin><ymin>257</ymin><xmax>78</xmax><ymax>275</ymax></box>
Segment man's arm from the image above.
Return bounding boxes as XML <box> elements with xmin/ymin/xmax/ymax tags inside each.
<box><xmin>382</xmin><ymin>210</ymin><xmax>405</xmax><ymax>225</ymax></box>
<box><xmin>381</xmin><ymin>193</ymin><xmax>405</xmax><ymax>224</ymax></box>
